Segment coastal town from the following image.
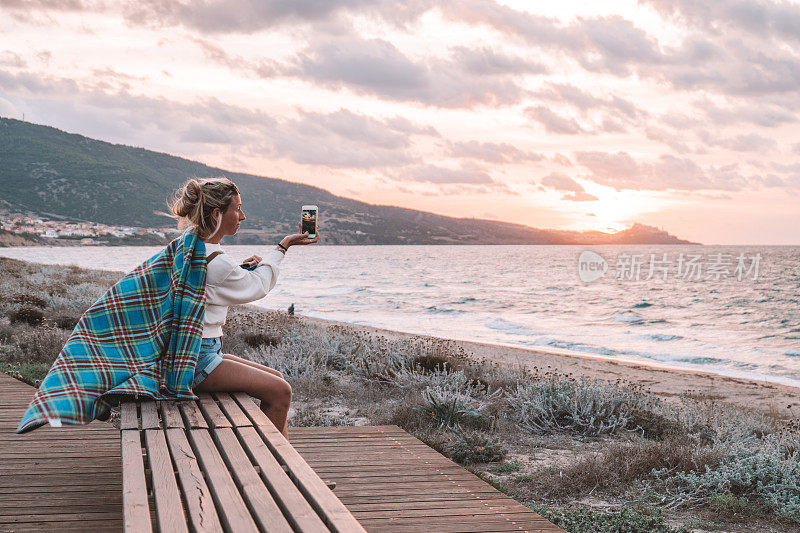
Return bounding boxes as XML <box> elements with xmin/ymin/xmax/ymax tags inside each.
<box><xmin>0</xmin><ymin>212</ymin><xmax>177</xmax><ymax>245</ymax></box>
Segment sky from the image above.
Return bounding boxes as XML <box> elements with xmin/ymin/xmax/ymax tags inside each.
<box><xmin>1</xmin><ymin>1</ymin><xmax>799</xmax><ymax>245</ymax></box>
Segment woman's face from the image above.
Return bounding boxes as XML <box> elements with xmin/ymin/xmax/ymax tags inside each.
<box><xmin>214</xmin><ymin>193</ymin><xmax>245</xmax><ymax>238</ymax></box>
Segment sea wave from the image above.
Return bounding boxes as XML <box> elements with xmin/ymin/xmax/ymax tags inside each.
<box><xmin>637</xmin><ymin>333</ymin><xmax>684</xmax><ymax>342</ymax></box>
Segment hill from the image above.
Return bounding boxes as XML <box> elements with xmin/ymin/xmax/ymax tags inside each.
<box><xmin>0</xmin><ymin>117</ymin><xmax>697</xmax><ymax>245</ymax></box>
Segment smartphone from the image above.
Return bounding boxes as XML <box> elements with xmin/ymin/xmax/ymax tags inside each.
<box><xmin>301</xmin><ymin>205</ymin><xmax>317</xmax><ymax>238</ymax></box>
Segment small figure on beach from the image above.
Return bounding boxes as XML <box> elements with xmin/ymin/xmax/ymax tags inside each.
<box><xmin>16</xmin><ymin>176</ymin><xmax>318</xmax><ymax>437</ymax></box>
<box><xmin>288</xmin><ymin>303</ymin><xmax>294</xmax><ymax>316</ymax></box>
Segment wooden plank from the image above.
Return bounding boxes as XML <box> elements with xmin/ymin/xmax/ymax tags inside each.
<box><xmin>9</xmin><ymin>522</ymin><xmax>122</xmax><ymax>533</ymax></box>
<box><xmin>213</xmin><ymin>427</ymin><xmax>292</xmax><ymax>533</ymax></box>
<box><xmin>233</xmin><ymin>392</ymin><xmax>366</xmax><ymax>533</ymax></box>
<box><xmin>2</xmin><ymin>501</ymin><xmax>123</xmax><ymax>514</ymax></box>
<box><xmin>353</xmin><ymin>505</ymin><xmax>544</xmax><ymax>519</ymax></box>
<box><xmin>197</xmin><ymin>393</ymin><xmax>231</xmax><ymax>428</ymax></box>
<box><xmin>342</xmin><ymin>497</ymin><xmax>522</xmax><ymax>511</ymax></box>
<box><xmin>0</xmin><ymin>484</ymin><xmax>122</xmax><ymax>495</ymax></box>
<box><xmin>214</xmin><ymin>392</ymin><xmax>252</xmax><ymax>426</ymax></box>
<box><xmin>0</xmin><ymin>475</ymin><xmax>124</xmax><ymax>488</ymax></box>
<box><xmin>120</xmin><ymin>429</ymin><xmax>152</xmax><ymax>533</ymax></box>
<box><xmin>164</xmin><ymin>428</ymin><xmax>223</xmax><ymax>533</ymax></box>
<box><xmin>179</xmin><ymin>401</ymin><xmax>208</xmax><ymax>429</ymax></box>
<box><xmin>144</xmin><ymin>429</ymin><xmax>188</xmax><ymax>533</ymax></box>
<box><xmin>140</xmin><ymin>401</ymin><xmax>160</xmax><ymax>429</ymax></box>
<box><xmin>1</xmin><ymin>494</ymin><xmax>121</xmax><ymax>506</ymax></box>
<box><xmin>187</xmin><ymin>429</ymin><xmax>259</xmax><ymax>533</ymax></box>
<box><xmin>236</xmin><ymin>426</ymin><xmax>328</xmax><ymax>531</ymax></box>
<box><xmin>354</xmin><ymin>514</ymin><xmax>550</xmax><ymax>533</ymax></box>
<box><xmin>161</xmin><ymin>400</ymin><xmax>184</xmax><ymax>428</ymax></box>
<box><xmin>0</xmin><ymin>512</ymin><xmax>124</xmax><ymax>524</ymax></box>
<box><xmin>120</xmin><ymin>402</ymin><xmax>138</xmax><ymax>430</ymax></box>
<box><xmin>1</xmin><ymin>465</ymin><xmax>122</xmax><ymax>474</ymax></box>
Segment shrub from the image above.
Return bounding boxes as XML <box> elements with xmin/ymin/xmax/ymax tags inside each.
<box><xmin>528</xmin><ymin>504</ymin><xmax>689</xmax><ymax>533</ymax></box>
<box><xmin>650</xmin><ymin>433</ymin><xmax>800</xmax><ymax>522</ymax></box>
<box><xmin>6</xmin><ymin>325</ymin><xmax>69</xmax><ymax>364</ymax></box>
<box><xmin>492</xmin><ymin>461</ymin><xmax>523</xmax><ymax>474</ymax></box>
<box><xmin>243</xmin><ymin>332</ymin><xmax>281</xmax><ymax>349</ymax></box>
<box><xmin>0</xmin><ymin>362</ymin><xmax>52</xmax><ymax>387</ymax></box>
<box><xmin>448</xmin><ymin>429</ymin><xmax>506</xmax><ymax>464</ymax></box>
<box><xmin>10</xmin><ymin>294</ymin><xmax>48</xmax><ymax>309</ymax></box>
<box><xmin>421</xmin><ymin>428</ymin><xmax>506</xmax><ymax>465</ymax></box>
<box><xmin>524</xmin><ymin>436</ymin><xmax>722</xmax><ymax>499</ymax></box>
<box><xmin>507</xmin><ymin>374</ymin><xmax>645</xmax><ymax>437</ymax></box>
<box><xmin>412</xmin><ymin>353</ymin><xmax>451</xmax><ymax>373</ymax></box>
<box><xmin>249</xmin><ymin>342</ymin><xmax>327</xmax><ymax>384</ymax></box>
<box><xmin>415</xmin><ymin>386</ymin><xmax>486</xmax><ymax>430</ymax></box>
<box><xmin>291</xmin><ymin>408</ymin><xmax>355</xmax><ymax>427</ymax></box>
<box><xmin>9</xmin><ymin>306</ymin><xmax>45</xmax><ymax>327</ymax></box>
<box><xmin>627</xmin><ymin>407</ymin><xmax>685</xmax><ymax>440</ymax></box>
<box><xmin>53</xmin><ymin>314</ymin><xmax>81</xmax><ymax>330</ymax></box>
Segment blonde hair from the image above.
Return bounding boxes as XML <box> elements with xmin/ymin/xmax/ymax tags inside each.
<box><xmin>166</xmin><ymin>177</ymin><xmax>240</xmax><ymax>239</ymax></box>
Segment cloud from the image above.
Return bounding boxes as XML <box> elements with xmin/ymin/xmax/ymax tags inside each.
<box><xmin>266</xmin><ymin>108</ymin><xmax>435</xmax><ymax>168</ymax></box>
<box><xmin>448</xmin><ymin>140</ymin><xmax>542</xmax><ymax>164</ymax></box>
<box><xmin>0</xmin><ymin>50</ymin><xmax>26</xmax><ymax>68</ymax></box>
<box><xmin>0</xmin><ymin>95</ymin><xmax>20</xmax><ymax>117</ymax></box>
<box><xmin>698</xmin><ymin>131</ymin><xmax>778</xmax><ymax>152</ymax></box>
<box><xmin>403</xmin><ymin>163</ymin><xmax>494</xmax><ymax>185</ymax></box>
<box><xmin>697</xmin><ymin>98</ymin><xmax>797</xmax><ymax>127</ymax></box>
<box><xmin>121</xmin><ymin>0</ymin><xmax>371</xmax><ymax>34</ymax></box>
<box><xmin>561</xmin><ymin>191</ymin><xmax>598</xmax><ymax>201</ymax></box>
<box><xmin>540</xmin><ymin>172</ymin><xmax>584</xmax><ymax>192</ymax></box>
<box><xmin>526</xmin><ymin>105</ymin><xmax>584</xmax><ymax>134</ymax></box>
<box><xmin>538</xmin><ymin>171</ymin><xmax>598</xmax><ymax>201</ymax></box>
<box><xmin>643</xmin><ymin>0</ymin><xmax>800</xmax><ymax>44</ymax></box>
<box><xmin>195</xmin><ymin>33</ymin><xmax>539</xmax><ymax>108</ymax></box>
<box><xmin>644</xmin><ymin>127</ymin><xmax>693</xmax><ymax>154</ymax></box>
<box><xmin>291</xmin><ymin>36</ymin><xmax>538</xmax><ymax>108</ymax></box>
<box><xmin>574</xmin><ymin>151</ymin><xmax>752</xmax><ymax>191</ymax></box>
<box><xmin>178</xmin><ymin>123</ymin><xmax>232</xmax><ymax>144</ymax></box>
<box><xmin>449</xmin><ymin>46</ymin><xmax>547</xmax><ymax>76</ymax></box>
<box><xmin>0</xmin><ymin>68</ymin><xmax>432</xmax><ymax>171</ymax></box>
<box><xmin>193</xmin><ymin>38</ymin><xmax>282</xmax><ymax>78</ymax></box>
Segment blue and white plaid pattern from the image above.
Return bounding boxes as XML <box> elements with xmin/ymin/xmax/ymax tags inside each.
<box><xmin>16</xmin><ymin>229</ymin><xmax>208</xmax><ymax>434</ymax></box>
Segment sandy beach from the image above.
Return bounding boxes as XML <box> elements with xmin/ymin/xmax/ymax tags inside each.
<box><xmin>298</xmin><ymin>312</ymin><xmax>800</xmax><ymax>421</ymax></box>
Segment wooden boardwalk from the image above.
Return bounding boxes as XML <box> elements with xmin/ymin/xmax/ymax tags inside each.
<box><xmin>0</xmin><ymin>372</ymin><xmax>123</xmax><ymax>532</ymax></box>
<box><xmin>291</xmin><ymin>426</ymin><xmax>561</xmax><ymax>533</ymax></box>
<box><xmin>1</xmin><ymin>372</ymin><xmax>562</xmax><ymax>532</ymax></box>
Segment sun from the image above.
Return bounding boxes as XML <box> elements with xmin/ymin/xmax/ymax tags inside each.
<box><xmin>563</xmin><ymin>185</ymin><xmax>673</xmax><ymax>233</ymax></box>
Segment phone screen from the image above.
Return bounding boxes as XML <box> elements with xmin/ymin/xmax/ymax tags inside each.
<box><xmin>301</xmin><ymin>208</ymin><xmax>317</xmax><ymax>235</ymax></box>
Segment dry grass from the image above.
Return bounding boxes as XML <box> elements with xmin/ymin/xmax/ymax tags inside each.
<box><xmin>516</xmin><ymin>434</ymin><xmax>723</xmax><ymax>500</ymax></box>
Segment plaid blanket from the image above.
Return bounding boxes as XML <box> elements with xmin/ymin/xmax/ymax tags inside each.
<box><xmin>16</xmin><ymin>229</ymin><xmax>208</xmax><ymax>434</ymax></box>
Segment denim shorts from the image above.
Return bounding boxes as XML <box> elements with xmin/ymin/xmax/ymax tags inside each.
<box><xmin>192</xmin><ymin>336</ymin><xmax>224</xmax><ymax>389</ymax></box>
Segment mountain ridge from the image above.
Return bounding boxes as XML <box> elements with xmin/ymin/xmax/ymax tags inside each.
<box><xmin>0</xmin><ymin>117</ymin><xmax>698</xmax><ymax>245</ymax></box>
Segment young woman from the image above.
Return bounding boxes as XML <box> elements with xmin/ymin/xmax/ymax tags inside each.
<box><xmin>169</xmin><ymin>177</ymin><xmax>317</xmax><ymax>437</ymax></box>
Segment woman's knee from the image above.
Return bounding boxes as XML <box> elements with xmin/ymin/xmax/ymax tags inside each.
<box><xmin>256</xmin><ymin>376</ymin><xmax>292</xmax><ymax>407</ymax></box>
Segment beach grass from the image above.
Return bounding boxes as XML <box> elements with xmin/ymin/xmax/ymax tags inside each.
<box><xmin>2</xmin><ymin>255</ymin><xmax>799</xmax><ymax>533</ymax></box>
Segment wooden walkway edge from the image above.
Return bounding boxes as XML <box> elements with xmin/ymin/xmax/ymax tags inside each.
<box><xmin>1</xmin><ymin>372</ymin><xmax>563</xmax><ymax>532</ymax></box>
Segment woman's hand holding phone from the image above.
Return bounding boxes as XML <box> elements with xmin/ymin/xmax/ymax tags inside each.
<box><xmin>239</xmin><ymin>254</ymin><xmax>262</xmax><ymax>269</ymax></box>
<box><xmin>282</xmin><ymin>222</ymin><xmax>319</xmax><ymax>248</ymax></box>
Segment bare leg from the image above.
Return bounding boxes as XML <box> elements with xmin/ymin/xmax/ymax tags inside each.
<box><xmin>219</xmin><ymin>354</ymin><xmax>290</xmax><ymax>434</ymax></box>
<box><xmin>194</xmin><ymin>359</ymin><xmax>292</xmax><ymax>437</ymax></box>
<box><xmin>222</xmin><ymin>353</ymin><xmax>285</xmax><ymax>379</ymax></box>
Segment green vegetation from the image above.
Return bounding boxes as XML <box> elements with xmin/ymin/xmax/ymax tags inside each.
<box><xmin>2</xmin><ymin>256</ymin><xmax>798</xmax><ymax>532</ymax></box>
<box><xmin>528</xmin><ymin>505</ymin><xmax>689</xmax><ymax>533</ymax></box>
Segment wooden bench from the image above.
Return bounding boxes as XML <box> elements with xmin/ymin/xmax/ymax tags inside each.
<box><xmin>120</xmin><ymin>392</ymin><xmax>366</xmax><ymax>532</ymax></box>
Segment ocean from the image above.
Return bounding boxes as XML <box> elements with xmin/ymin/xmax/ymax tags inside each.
<box><xmin>1</xmin><ymin>244</ymin><xmax>798</xmax><ymax>387</ymax></box>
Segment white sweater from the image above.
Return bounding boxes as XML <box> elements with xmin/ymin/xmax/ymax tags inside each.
<box><xmin>202</xmin><ymin>242</ymin><xmax>284</xmax><ymax>338</ymax></box>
